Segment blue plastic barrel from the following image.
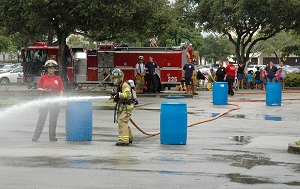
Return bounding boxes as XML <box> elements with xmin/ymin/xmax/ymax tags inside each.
<box><xmin>160</xmin><ymin>102</ymin><xmax>187</xmax><ymax>145</ymax></box>
<box><xmin>66</xmin><ymin>100</ymin><xmax>93</xmax><ymax>141</ymax></box>
<box><xmin>266</xmin><ymin>82</ymin><xmax>282</xmax><ymax>106</ymax></box>
<box><xmin>213</xmin><ymin>82</ymin><xmax>228</xmax><ymax>105</ymax></box>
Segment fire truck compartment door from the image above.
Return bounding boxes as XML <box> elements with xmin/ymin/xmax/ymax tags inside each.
<box><xmin>160</xmin><ymin>67</ymin><xmax>182</xmax><ymax>84</ymax></box>
<box><xmin>74</xmin><ymin>52</ymin><xmax>88</xmax><ymax>82</ymax></box>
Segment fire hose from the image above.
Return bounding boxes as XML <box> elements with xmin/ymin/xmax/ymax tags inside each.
<box><xmin>129</xmin><ymin>103</ymin><xmax>241</xmax><ymax>137</ymax></box>
<box><xmin>129</xmin><ymin>94</ymin><xmax>300</xmax><ymax>137</ymax></box>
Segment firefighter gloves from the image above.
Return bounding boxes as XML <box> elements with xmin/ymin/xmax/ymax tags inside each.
<box><xmin>113</xmin><ymin>92</ymin><xmax>120</xmax><ymax>102</ymax></box>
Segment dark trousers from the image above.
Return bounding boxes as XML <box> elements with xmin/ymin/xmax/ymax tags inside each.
<box><xmin>227</xmin><ymin>76</ymin><xmax>235</xmax><ymax>95</ymax></box>
<box><xmin>32</xmin><ymin>103</ymin><xmax>60</xmax><ymax>140</ymax></box>
<box><xmin>145</xmin><ymin>74</ymin><xmax>157</xmax><ymax>93</ymax></box>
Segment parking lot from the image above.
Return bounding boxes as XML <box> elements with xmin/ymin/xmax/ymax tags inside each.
<box><xmin>0</xmin><ymin>85</ymin><xmax>300</xmax><ymax>188</ymax></box>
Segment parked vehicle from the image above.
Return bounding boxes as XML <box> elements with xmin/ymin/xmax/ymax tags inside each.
<box><xmin>0</xmin><ymin>66</ymin><xmax>23</xmax><ymax>84</ymax></box>
<box><xmin>0</xmin><ymin>64</ymin><xmax>14</xmax><ymax>73</ymax></box>
<box><xmin>274</xmin><ymin>64</ymin><xmax>300</xmax><ymax>74</ymax></box>
<box><xmin>284</xmin><ymin>65</ymin><xmax>300</xmax><ymax>74</ymax></box>
<box><xmin>247</xmin><ymin>64</ymin><xmax>266</xmax><ymax>72</ymax></box>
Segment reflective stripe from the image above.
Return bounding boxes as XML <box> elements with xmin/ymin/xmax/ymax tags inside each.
<box><xmin>119</xmin><ymin>136</ymin><xmax>129</xmax><ymax>139</ymax></box>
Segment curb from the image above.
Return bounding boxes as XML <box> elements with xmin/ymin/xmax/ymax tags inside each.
<box><xmin>288</xmin><ymin>142</ymin><xmax>300</xmax><ymax>154</ymax></box>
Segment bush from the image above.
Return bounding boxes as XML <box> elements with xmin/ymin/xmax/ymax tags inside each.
<box><xmin>285</xmin><ymin>74</ymin><xmax>300</xmax><ymax>87</ymax></box>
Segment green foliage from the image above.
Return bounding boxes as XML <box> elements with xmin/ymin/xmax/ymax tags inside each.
<box><xmin>296</xmin><ymin>141</ymin><xmax>300</xmax><ymax>145</ymax></box>
<box><xmin>0</xmin><ymin>35</ymin><xmax>15</xmax><ymax>53</ymax></box>
<box><xmin>259</xmin><ymin>31</ymin><xmax>299</xmax><ymax>61</ymax></box>
<box><xmin>285</xmin><ymin>74</ymin><xmax>300</xmax><ymax>87</ymax></box>
<box><xmin>158</xmin><ymin>0</ymin><xmax>201</xmax><ymax>49</ymax></box>
<box><xmin>194</xmin><ymin>0</ymin><xmax>300</xmax><ymax>63</ymax></box>
<box><xmin>87</xmin><ymin>0</ymin><xmax>173</xmax><ymax>46</ymax></box>
<box><xmin>200</xmin><ymin>34</ymin><xmax>234</xmax><ymax>63</ymax></box>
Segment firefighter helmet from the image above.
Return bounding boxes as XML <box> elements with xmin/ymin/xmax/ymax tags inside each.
<box><xmin>138</xmin><ymin>56</ymin><xmax>144</xmax><ymax>60</ymax></box>
<box><xmin>110</xmin><ymin>68</ymin><xmax>124</xmax><ymax>85</ymax></box>
<box><xmin>44</xmin><ymin>60</ymin><xmax>58</xmax><ymax>68</ymax></box>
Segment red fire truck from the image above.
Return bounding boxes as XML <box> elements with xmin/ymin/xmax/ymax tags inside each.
<box><xmin>87</xmin><ymin>45</ymin><xmax>199</xmax><ymax>89</ymax></box>
<box><xmin>21</xmin><ymin>42</ymin><xmax>84</xmax><ymax>88</ymax></box>
<box><xmin>21</xmin><ymin>42</ymin><xmax>199</xmax><ymax>89</ymax></box>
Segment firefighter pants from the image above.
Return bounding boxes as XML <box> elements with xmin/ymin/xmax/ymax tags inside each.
<box><xmin>32</xmin><ymin>103</ymin><xmax>60</xmax><ymax>140</ymax></box>
<box><xmin>135</xmin><ymin>74</ymin><xmax>144</xmax><ymax>92</ymax></box>
<box><xmin>117</xmin><ymin>109</ymin><xmax>133</xmax><ymax>143</ymax></box>
<box><xmin>145</xmin><ymin>74</ymin><xmax>157</xmax><ymax>93</ymax></box>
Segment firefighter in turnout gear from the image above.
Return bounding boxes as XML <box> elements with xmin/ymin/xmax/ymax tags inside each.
<box><xmin>110</xmin><ymin>68</ymin><xmax>134</xmax><ymax>146</ymax></box>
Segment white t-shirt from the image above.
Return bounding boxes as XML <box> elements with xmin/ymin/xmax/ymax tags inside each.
<box><xmin>135</xmin><ymin>63</ymin><xmax>145</xmax><ymax>74</ymax></box>
<box><xmin>198</xmin><ymin>68</ymin><xmax>212</xmax><ymax>76</ymax></box>
<box><xmin>278</xmin><ymin>66</ymin><xmax>287</xmax><ymax>78</ymax></box>
<box><xmin>150</xmin><ymin>38</ymin><xmax>157</xmax><ymax>47</ymax></box>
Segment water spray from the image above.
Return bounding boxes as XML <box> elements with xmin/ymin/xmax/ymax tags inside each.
<box><xmin>0</xmin><ymin>96</ymin><xmax>110</xmax><ymax>120</ymax></box>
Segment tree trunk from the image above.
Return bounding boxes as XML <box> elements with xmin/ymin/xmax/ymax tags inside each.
<box><xmin>57</xmin><ymin>32</ymin><xmax>69</xmax><ymax>84</ymax></box>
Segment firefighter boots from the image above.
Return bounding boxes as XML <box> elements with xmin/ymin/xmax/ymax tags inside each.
<box><xmin>115</xmin><ymin>142</ymin><xmax>129</xmax><ymax>146</ymax></box>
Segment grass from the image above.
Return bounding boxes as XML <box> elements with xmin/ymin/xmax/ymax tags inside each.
<box><xmin>296</xmin><ymin>141</ymin><xmax>300</xmax><ymax>145</ymax></box>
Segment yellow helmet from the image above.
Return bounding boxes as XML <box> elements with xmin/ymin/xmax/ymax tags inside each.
<box><xmin>44</xmin><ymin>60</ymin><xmax>58</xmax><ymax>68</ymax></box>
<box><xmin>110</xmin><ymin>68</ymin><xmax>124</xmax><ymax>85</ymax></box>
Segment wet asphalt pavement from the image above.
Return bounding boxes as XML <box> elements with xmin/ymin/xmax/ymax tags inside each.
<box><xmin>0</xmin><ymin>84</ymin><xmax>300</xmax><ymax>189</ymax></box>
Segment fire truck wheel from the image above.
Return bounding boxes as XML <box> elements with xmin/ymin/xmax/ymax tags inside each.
<box><xmin>0</xmin><ymin>77</ymin><xmax>10</xmax><ymax>84</ymax></box>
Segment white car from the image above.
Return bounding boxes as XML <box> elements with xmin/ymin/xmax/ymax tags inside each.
<box><xmin>284</xmin><ymin>65</ymin><xmax>300</xmax><ymax>74</ymax></box>
<box><xmin>0</xmin><ymin>64</ymin><xmax>14</xmax><ymax>73</ymax></box>
<box><xmin>247</xmin><ymin>65</ymin><xmax>266</xmax><ymax>73</ymax></box>
<box><xmin>0</xmin><ymin>66</ymin><xmax>23</xmax><ymax>84</ymax></box>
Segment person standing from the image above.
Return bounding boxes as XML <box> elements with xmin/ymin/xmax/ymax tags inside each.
<box><xmin>254</xmin><ymin>67</ymin><xmax>261</xmax><ymax>89</ymax></box>
<box><xmin>149</xmin><ymin>35</ymin><xmax>158</xmax><ymax>47</ymax></box>
<box><xmin>32</xmin><ymin>60</ymin><xmax>65</xmax><ymax>141</ymax></box>
<box><xmin>278</xmin><ymin>61</ymin><xmax>287</xmax><ymax>90</ymax></box>
<box><xmin>145</xmin><ymin>57</ymin><xmax>159</xmax><ymax>93</ymax></box>
<box><xmin>110</xmin><ymin>68</ymin><xmax>134</xmax><ymax>146</ymax></box>
<box><xmin>225</xmin><ymin>59</ymin><xmax>236</xmax><ymax>95</ymax></box>
<box><xmin>261</xmin><ymin>68</ymin><xmax>267</xmax><ymax>91</ymax></box>
<box><xmin>276</xmin><ymin>68</ymin><xmax>282</xmax><ymax>82</ymax></box>
<box><xmin>237</xmin><ymin>62</ymin><xmax>245</xmax><ymax>89</ymax></box>
<box><xmin>135</xmin><ymin>56</ymin><xmax>145</xmax><ymax>93</ymax></box>
<box><xmin>215</xmin><ymin>61</ymin><xmax>226</xmax><ymax>82</ymax></box>
<box><xmin>247</xmin><ymin>71</ymin><xmax>253</xmax><ymax>89</ymax></box>
<box><xmin>265</xmin><ymin>61</ymin><xmax>278</xmax><ymax>83</ymax></box>
<box><xmin>182</xmin><ymin>58</ymin><xmax>196</xmax><ymax>94</ymax></box>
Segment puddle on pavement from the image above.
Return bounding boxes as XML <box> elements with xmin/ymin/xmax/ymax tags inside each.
<box><xmin>225</xmin><ymin>173</ymin><xmax>273</xmax><ymax>184</ymax></box>
<box><xmin>229</xmin><ymin>136</ymin><xmax>251</xmax><ymax>143</ymax></box>
<box><xmin>0</xmin><ymin>155</ymin><xmax>139</xmax><ymax>168</ymax></box>
<box><xmin>226</xmin><ymin>174</ymin><xmax>300</xmax><ymax>186</ymax></box>
<box><xmin>285</xmin><ymin>182</ymin><xmax>300</xmax><ymax>186</ymax></box>
<box><xmin>210</xmin><ymin>154</ymin><xmax>278</xmax><ymax>169</ymax></box>
<box><xmin>193</xmin><ymin>112</ymin><xmax>299</xmax><ymax>122</ymax></box>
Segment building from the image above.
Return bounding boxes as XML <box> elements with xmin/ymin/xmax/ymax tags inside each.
<box><xmin>248</xmin><ymin>52</ymin><xmax>300</xmax><ymax>66</ymax></box>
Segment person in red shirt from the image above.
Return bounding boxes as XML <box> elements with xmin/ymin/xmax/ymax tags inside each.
<box><xmin>225</xmin><ymin>59</ymin><xmax>237</xmax><ymax>95</ymax></box>
<box><xmin>32</xmin><ymin>60</ymin><xmax>65</xmax><ymax>141</ymax></box>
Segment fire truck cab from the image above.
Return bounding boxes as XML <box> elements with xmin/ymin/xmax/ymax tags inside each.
<box><xmin>21</xmin><ymin>42</ymin><xmax>84</xmax><ymax>87</ymax></box>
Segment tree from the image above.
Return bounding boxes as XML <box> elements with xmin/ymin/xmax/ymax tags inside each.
<box><xmin>194</xmin><ymin>0</ymin><xmax>300</xmax><ymax>64</ymax></box>
<box><xmin>281</xmin><ymin>32</ymin><xmax>300</xmax><ymax>57</ymax></box>
<box><xmin>160</xmin><ymin>0</ymin><xmax>201</xmax><ymax>48</ymax></box>
<box><xmin>86</xmin><ymin>0</ymin><xmax>174</xmax><ymax>47</ymax></box>
<box><xmin>0</xmin><ymin>0</ymin><xmax>174</xmax><ymax>83</ymax></box>
<box><xmin>200</xmin><ymin>34</ymin><xmax>234</xmax><ymax>65</ymax></box>
<box><xmin>258</xmin><ymin>31</ymin><xmax>298</xmax><ymax>63</ymax></box>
